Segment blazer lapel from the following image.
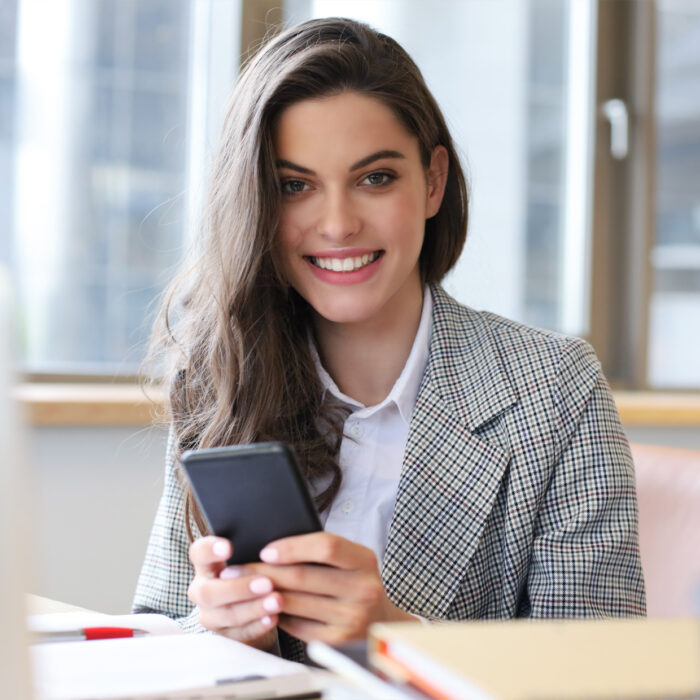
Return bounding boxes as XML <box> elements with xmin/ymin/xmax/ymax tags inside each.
<box><xmin>381</xmin><ymin>286</ymin><xmax>517</xmax><ymax>618</ymax></box>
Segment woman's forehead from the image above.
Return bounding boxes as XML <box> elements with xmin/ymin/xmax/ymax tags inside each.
<box><xmin>273</xmin><ymin>92</ymin><xmax>420</xmax><ymax>166</ymax></box>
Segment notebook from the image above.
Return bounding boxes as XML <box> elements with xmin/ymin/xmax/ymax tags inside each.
<box><xmin>31</xmin><ymin>631</ymin><xmax>323</xmax><ymax>700</ymax></box>
<box><xmin>370</xmin><ymin>618</ymin><xmax>700</xmax><ymax>700</ymax></box>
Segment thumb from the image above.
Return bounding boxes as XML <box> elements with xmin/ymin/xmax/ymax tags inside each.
<box><xmin>189</xmin><ymin>536</ymin><xmax>232</xmax><ymax>577</ymax></box>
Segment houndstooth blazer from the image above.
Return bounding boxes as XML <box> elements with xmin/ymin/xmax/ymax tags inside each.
<box><xmin>133</xmin><ymin>284</ymin><xmax>646</xmax><ymax>662</ymax></box>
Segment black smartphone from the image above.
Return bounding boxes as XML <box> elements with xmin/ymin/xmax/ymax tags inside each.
<box><xmin>181</xmin><ymin>442</ymin><xmax>322</xmax><ymax>565</ymax></box>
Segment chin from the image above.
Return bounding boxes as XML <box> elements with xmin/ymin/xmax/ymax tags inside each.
<box><xmin>311</xmin><ymin>298</ymin><xmax>378</xmax><ymax>325</ymax></box>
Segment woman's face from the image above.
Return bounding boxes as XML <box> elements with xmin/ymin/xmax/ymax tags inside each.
<box><xmin>274</xmin><ymin>91</ymin><xmax>447</xmax><ymax>328</ymax></box>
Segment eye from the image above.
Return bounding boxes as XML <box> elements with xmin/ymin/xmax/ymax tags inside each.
<box><xmin>281</xmin><ymin>179</ymin><xmax>310</xmax><ymax>194</ymax></box>
<box><xmin>361</xmin><ymin>171</ymin><xmax>395</xmax><ymax>187</ymax></box>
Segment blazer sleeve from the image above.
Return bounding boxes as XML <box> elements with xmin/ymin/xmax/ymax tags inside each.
<box><xmin>525</xmin><ymin>339</ymin><xmax>646</xmax><ymax>618</ymax></box>
<box><xmin>131</xmin><ymin>426</ymin><xmax>205</xmax><ymax>632</ymax></box>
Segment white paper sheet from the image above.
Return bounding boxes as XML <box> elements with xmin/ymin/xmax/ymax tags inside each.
<box><xmin>31</xmin><ymin>633</ymin><xmax>313</xmax><ymax>699</ymax></box>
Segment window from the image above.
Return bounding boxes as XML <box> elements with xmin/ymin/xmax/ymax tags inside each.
<box><xmin>3</xmin><ymin>0</ymin><xmax>699</xmax><ymax>389</ymax></box>
<box><xmin>591</xmin><ymin>0</ymin><xmax>700</xmax><ymax>389</ymax></box>
<box><xmin>648</xmin><ymin>0</ymin><xmax>700</xmax><ymax>387</ymax></box>
<box><xmin>10</xmin><ymin>0</ymin><xmax>192</xmax><ymax>373</ymax></box>
<box><xmin>6</xmin><ymin>0</ymin><xmax>240</xmax><ymax>375</ymax></box>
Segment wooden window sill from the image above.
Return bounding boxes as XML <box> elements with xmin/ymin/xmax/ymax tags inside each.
<box><xmin>13</xmin><ymin>384</ymin><xmax>166</xmax><ymax>426</ymax></box>
<box><xmin>12</xmin><ymin>384</ymin><xmax>700</xmax><ymax>428</ymax></box>
<box><xmin>612</xmin><ymin>391</ymin><xmax>700</xmax><ymax>427</ymax></box>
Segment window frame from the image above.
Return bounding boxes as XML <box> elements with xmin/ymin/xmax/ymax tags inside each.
<box><xmin>588</xmin><ymin>0</ymin><xmax>657</xmax><ymax>390</ymax></box>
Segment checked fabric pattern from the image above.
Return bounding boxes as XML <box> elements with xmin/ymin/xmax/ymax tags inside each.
<box><xmin>133</xmin><ymin>285</ymin><xmax>646</xmax><ymax>662</ymax></box>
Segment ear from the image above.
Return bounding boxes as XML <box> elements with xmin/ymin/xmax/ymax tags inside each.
<box><xmin>425</xmin><ymin>145</ymin><xmax>449</xmax><ymax>219</ymax></box>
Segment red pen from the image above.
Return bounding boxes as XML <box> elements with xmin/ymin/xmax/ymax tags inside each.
<box><xmin>34</xmin><ymin>626</ymin><xmax>149</xmax><ymax>643</ymax></box>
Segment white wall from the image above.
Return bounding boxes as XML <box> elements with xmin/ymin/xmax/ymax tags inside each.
<box><xmin>27</xmin><ymin>426</ymin><xmax>167</xmax><ymax>613</ymax></box>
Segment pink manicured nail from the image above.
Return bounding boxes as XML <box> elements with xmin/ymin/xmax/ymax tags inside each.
<box><xmin>262</xmin><ymin>595</ymin><xmax>280</xmax><ymax>613</ymax></box>
<box><xmin>212</xmin><ymin>541</ymin><xmax>229</xmax><ymax>557</ymax></box>
<box><xmin>219</xmin><ymin>567</ymin><xmax>242</xmax><ymax>579</ymax></box>
<box><xmin>250</xmin><ymin>577</ymin><xmax>273</xmax><ymax>595</ymax></box>
<box><xmin>259</xmin><ymin>547</ymin><xmax>278</xmax><ymax>562</ymax></box>
<box><xmin>261</xmin><ymin>615</ymin><xmax>273</xmax><ymax>627</ymax></box>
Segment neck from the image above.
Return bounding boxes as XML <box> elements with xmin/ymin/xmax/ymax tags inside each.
<box><xmin>313</xmin><ymin>282</ymin><xmax>425</xmax><ymax>407</ymax></box>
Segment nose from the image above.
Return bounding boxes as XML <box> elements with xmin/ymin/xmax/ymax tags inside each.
<box><xmin>316</xmin><ymin>189</ymin><xmax>360</xmax><ymax>241</ymax></box>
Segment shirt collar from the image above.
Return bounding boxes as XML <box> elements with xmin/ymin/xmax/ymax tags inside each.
<box><xmin>311</xmin><ymin>286</ymin><xmax>433</xmax><ymax>425</ymax></box>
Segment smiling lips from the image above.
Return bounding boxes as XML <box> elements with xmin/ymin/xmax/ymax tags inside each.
<box><xmin>309</xmin><ymin>251</ymin><xmax>381</xmax><ymax>272</ymax></box>
<box><xmin>305</xmin><ymin>249</ymin><xmax>384</xmax><ymax>284</ymax></box>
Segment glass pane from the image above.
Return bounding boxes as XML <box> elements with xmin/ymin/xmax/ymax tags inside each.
<box><xmin>648</xmin><ymin>0</ymin><xmax>700</xmax><ymax>387</ymax></box>
<box><xmin>11</xmin><ymin>0</ymin><xmax>191</xmax><ymax>373</ymax></box>
<box><xmin>287</xmin><ymin>0</ymin><xmax>596</xmax><ymax>336</ymax></box>
<box><xmin>524</xmin><ymin>0</ymin><xmax>568</xmax><ymax>330</ymax></box>
<box><xmin>0</xmin><ymin>0</ymin><xmax>18</xmax><ymax>267</ymax></box>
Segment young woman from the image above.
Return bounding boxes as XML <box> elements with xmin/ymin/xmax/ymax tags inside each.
<box><xmin>133</xmin><ymin>17</ymin><xmax>646</xmax><ymax>662</ymax></box>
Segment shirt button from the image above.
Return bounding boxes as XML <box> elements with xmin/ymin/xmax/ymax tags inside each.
<box><xmin>341</xmin><ymin>499</ymin><xmax>354</xmax><ymax>514</ymax></box>
<box><xmin>349</xmin><ymin>423</ymin><xmax>364</xmax><ymax>438</ymax></box>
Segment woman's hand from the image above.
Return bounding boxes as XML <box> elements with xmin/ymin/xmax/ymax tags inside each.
<box><xmin>187</xmin><ymin>536</ymin><xmax>282</xmax><ymax>651</ymax></box>
<box><xmin>255</xmin><ymin>532</ymin><xmax>416</xmax><ymax>645</ymax></box>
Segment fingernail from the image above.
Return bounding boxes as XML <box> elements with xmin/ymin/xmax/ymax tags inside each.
<box><xmin>219</xmin><ymin>567</ymin><xmax>242</xmax><ymax>579</ymax></box>
<box><xmin>261</xmin><ymin>615</ymin><xmax>273</xmax><ymax>627</ymax></box>
<box><xmin>263</xmin><ymin>595</ymin><xmax>280</xmax><ymax>613</ymax></box>
<box><xmin>250</xmin><ymin>577</ymin><xmax>273</xmax><ymax>595</ymax></box>
<box><xmin>212</xmin><ymin>541</ymin><xmax>229</xmax><ymax>557</ymax></box>
<box><xmin>259</xmin><ymin>547</ymin><xmax>278</xmax><ymax>562</ymax></box>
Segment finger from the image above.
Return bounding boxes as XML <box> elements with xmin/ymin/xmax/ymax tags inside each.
<box><xmin>260</xmin><ymin>532</ymin><xmax>377</xmax><ymax>570</ymax></box>
<box><xmin>189</xmin><ymin>536</ymin><xmax>232</xmax><ymax>578</ymax></box>
<box><xmin>255</xmin><ymin>563</ymin><xmax>370</xmax><ymax>601</ymax></box>
<box><xmin>223</xmin><ymin>617</ymin><xmax>277</xmax><ymax>651</ymax></box>
<box><xmin>220</xmin><ymin>614</ymin><xmax>279</xmax><ymax>647</ymax></box>
<box><xmin>198</xmin><ymin>591</ymin><xmax>283</xmax><ymax>631</ymax></box>
<box><xmin>277</xmin><ymin>591</ymin><xmax>360</xmax><ymax>628</ymax></box>
<box><xmin>278</xmin><ymin>614</ymin><xmax>353</xmax><ymax>646</ymax></box>
<box><xmin>187</xmin><ymin>571</ymin><xmax>275</xmax><ymax>609</ymax></box>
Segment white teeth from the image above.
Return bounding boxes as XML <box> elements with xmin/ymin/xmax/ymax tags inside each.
<box><xmin>310</xmin><ymin>252</ymin><xmax>380</xmax><ymax>272</ymax></box>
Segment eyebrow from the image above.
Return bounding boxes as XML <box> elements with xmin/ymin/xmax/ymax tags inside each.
<box><xmin>276</xmin><ymin>150</ymin><xmax>406</xmax><ymax>175</ymax></box>
<box><xmin>350</xmin><ymin>150</ymin><xmax>405</xmax><ymax>171</ymax></box>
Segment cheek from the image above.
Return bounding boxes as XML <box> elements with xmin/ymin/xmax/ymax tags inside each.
<box><xmin>380</xmin><ymin>189</ymin><xmax>426</xmax><ymax>238</ymax></box>
<box><xmin>276</xmin><ymin>214</ymin><xmax>303</xmax><ymax>256</ymax></box>
<box><xmin>274</xmin><ymin>227</ymin><xmax>304</xmax><ymax>288</ymax></box>
<box><xmin>277</xmin><ymin>203</ymin><xmax>313</xmax><ymax>251</ymax></box>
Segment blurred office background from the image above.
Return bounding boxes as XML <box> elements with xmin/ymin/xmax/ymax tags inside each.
<box><xmin>0</xmin><ymin>0</ymin><xmax>699</xmax><ymax>612</ymax></box>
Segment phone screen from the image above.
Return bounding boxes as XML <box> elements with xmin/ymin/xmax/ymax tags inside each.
<box><xmin>182</xmin><ymin>442</ymin><xmax>322</xmax><ymax>564</ymax></box>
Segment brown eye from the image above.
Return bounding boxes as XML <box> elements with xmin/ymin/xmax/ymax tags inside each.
<box><xmin>362</xmin><ymin>172</ymin><xmax>394</xmax><ymax>186</ymax></box>
<box><xmin>281</xmin><ymin>179</ymin><xmax>309</xmax><ymax>194</ymax></box>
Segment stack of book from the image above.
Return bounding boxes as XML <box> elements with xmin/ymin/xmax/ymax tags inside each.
<box><xmin>367</xmin><ymin>618</ymin><xmax>700</xmax><ymax>700</ymax></box>
<box><xmin>311</xmin><ymin>618</ymin><xmax>700</xmax><ymax>699</ymax></box>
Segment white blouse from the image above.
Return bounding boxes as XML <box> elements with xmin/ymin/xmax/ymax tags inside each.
<box><xmin>312</xmin><ymin>287</ymin><xmax>433</xmax><ymax>567</ymax></box>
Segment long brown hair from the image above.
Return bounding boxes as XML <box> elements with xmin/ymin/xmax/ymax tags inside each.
<box><xmin>145</xmin><ymin>17</ymin><xmax>469</xmax><ymax>539</ymax></box>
